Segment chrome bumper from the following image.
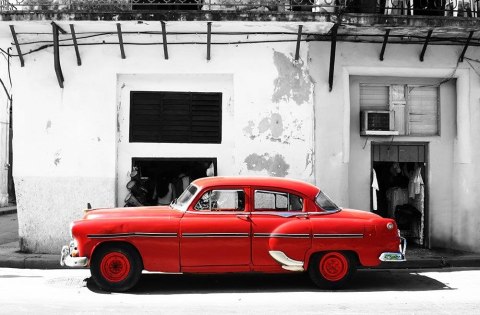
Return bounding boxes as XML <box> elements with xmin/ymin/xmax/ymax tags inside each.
<box><xmin>60</xmin><ymin>241</ymin><xmax>89</xmax><ymax>267</ymax></box>
<box><xmin>379</xmin><ymin>237</ymin><xmax>407</xmax><ymax>262</ymax></box>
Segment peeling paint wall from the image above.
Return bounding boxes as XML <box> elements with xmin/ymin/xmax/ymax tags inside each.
<box><xmin>237</xmin><ymin>49</ymin><xmax>314</xmax><ymax>181</ymax></box>
<box><xmin>5</xmin><ymin>21</ymin><xmax>317</xmax><ymax>253</ymax></box>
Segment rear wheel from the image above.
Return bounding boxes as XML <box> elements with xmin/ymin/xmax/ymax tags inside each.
<box><xmin>90</xmin><ymin>243</ymin><xmax>142</xmax><ymax>292</ymax></box>
<box><xmin>308</xmin><ymin>251</ymin><xmax>356</xmax><ymax>289</ymax></box>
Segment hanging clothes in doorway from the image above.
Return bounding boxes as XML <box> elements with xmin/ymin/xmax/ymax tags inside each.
<box><xmin>372</xmin><ymin>169</ymin><xmax>379</xmax><ymax>211</ymax></box>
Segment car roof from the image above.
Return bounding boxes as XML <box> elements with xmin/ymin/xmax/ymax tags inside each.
<box><xmin>192</xmin><ymin>176</ymin><xmax>320</xmax><ymax>199</ymax></box>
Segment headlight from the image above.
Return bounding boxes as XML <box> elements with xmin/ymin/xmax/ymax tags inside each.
<box><xmin>386</xmin><ymin>222</ymin><xmax>394</xmax><ymax>230</ymax></box>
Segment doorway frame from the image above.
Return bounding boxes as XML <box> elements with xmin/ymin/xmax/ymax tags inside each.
<box><xmin>371</xmin><ymin>141</ymin><xmax>429</xmax><ymax>248</ymax></box>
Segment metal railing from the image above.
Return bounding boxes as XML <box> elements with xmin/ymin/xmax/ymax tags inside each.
<box><xmin>0</xmin><ymin>0</ymin><xmax>478</xmax><ymax>17</ymax></box>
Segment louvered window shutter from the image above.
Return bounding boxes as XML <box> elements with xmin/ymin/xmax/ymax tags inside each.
<box><xmin>359</xmin><ymin>84</ymin><xmax>389</xmax><ymax>110</ymax></box>
<box><xmin>129</xmin><ymin>91</ymin><xmax>222</xmax><ymax>143</ymax></box>
<box><xmin>407</xmin><ymin>86</ymin><xmax>439</xmax><ymax>136</ymax></box>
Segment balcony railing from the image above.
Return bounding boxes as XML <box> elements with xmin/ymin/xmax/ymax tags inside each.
<box><xmin>0</xmin><ymin>0</ymin><xmax>479</xmax><ymax>17</ymax></box>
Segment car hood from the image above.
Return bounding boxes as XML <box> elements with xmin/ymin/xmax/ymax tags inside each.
<box><xmin>83</xmin><ymin>206</ymin><xmax>184</xmax><ymax>220</ymax></box>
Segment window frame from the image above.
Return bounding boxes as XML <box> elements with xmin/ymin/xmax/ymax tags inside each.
<box><xmin>359</xmin><ymin>83</ymin><xmax>440</xmax><ymax>137</ymax></box>
<box><xmin>253</xmin><ymin>189</ymin><xmax>304</xmax><ymax>212</ymax></box>
<box><xmin>193</xmin><ymin>189</ymin><xmax>246</xmax><ymax>212</ymax></box>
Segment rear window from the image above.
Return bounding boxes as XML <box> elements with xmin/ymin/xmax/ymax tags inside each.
<box><xmin>315</xmin><ymin>191</ymin><xmax>339</xmax><ymax>211</ymax></box>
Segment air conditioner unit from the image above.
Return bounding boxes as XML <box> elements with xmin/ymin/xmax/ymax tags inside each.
<box><xmin>360</xmin><ymin>110</ymin><xmax>399</xmax><ymax>136</ymax></box>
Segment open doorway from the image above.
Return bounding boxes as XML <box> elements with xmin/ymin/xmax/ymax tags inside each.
<box><xmin>124</xmin><ymin>158</ymin><xmax>216</xmax><ymax>207</ymax></box>
<box><xmin>371</xmin><ymin>143</ymin><xmax>428</xmax><ymax>247</ymax></box>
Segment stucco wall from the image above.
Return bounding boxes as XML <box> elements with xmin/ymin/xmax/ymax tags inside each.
<box><xmin>3</xmin><ymin>21</ymin><xmax>317</xmax><ymax>253</ymax></box>
<box><xmin>3</xmin><ymin>19</ymin><xmax>479</xmax><ymax>253</ymax></box>
<box><xmin>309</xmin><ymin>41</ymin><xmax>480</xmax><ymax>252</ymax></box>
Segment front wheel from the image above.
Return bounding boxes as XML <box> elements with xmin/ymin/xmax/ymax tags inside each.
<box><xmin>308</xmin><ymin>251</ymin><xmax>356</xmax><ymax>289</ymax></box>
<box><xmin>90</xmin><ymin>243</ymin><xmax>143</xmax><ymax>292</ymax></box>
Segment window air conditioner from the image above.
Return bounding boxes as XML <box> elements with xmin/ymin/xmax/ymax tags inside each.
<box><xmin>360</xmin><ymin>110</ymin><xmax>399</xmax><ymax>136</ymax></box>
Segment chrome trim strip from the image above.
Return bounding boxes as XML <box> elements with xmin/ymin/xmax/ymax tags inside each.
<box><xmin>313</xmin><ymin>233</ymin><xmax>364</xmax><ymax>238</ymax></box>
<box><xmin>185</xmin><ymin>211</ymin><xmax>247</xmax><ymax>215</ymax></box>
<box><xmin>268</xmin><ymin>250</ymin><xmax>304</xmax><ymax>272</ymax></box>
<box><xmin>182</xmin><ymin>233</ymin><xmax>249</xmax><ymax>238</ymax></box>
<box><xmin>250</xmin><ymin>212</ymin><xmax>308</xmax><ymax>218</ymax></box>
<box><xmin>254</xmin><ymin>233</ymin><xmax>310</xmax><ymax>238</ymax></box>
<box><xmin>87</xmin><ymin>232</ymin><xmax>178</xmax><ymax>239</ymax></box>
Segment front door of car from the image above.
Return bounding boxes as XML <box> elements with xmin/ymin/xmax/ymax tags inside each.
<box><xmin>250</xmin><ymin>189</ymin><xmax>311</xmax><ymax>267</ymax></box>
<box><xmin>180</xmin><ymin>188</ymin><xmax>251</xmax><ymax>270</ymax></box>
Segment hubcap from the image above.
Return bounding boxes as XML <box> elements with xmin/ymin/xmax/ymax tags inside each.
<box><xmin>100</xmin><ymin>252</ymin><xmax>131</xmax><ymax>283</ymax></box>
<box><xmin>319</xmin><ymin>252</ymin><xmax>348</xmax><ymax>281</ymax></box>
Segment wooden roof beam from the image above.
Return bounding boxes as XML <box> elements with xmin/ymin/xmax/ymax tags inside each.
<box><xmin>161</xmin><ymin>21</ymin><xmax>169</xmax><ymax>60</ymax></box>
<box><xmin>52</xmin><ymin>22</ymin><xmax>64</xmax><ymax>88</ymax></box>
<box><xmin>459</xmin><ymin>31</ymin><xmax>474</xmax><ymax>63</ymax></box>
<box><xmin>379</xmin><ymin>29</ymin><xmax>390</xmax><ymax>61</ymax></box>
<box><xmin>117</xmin><ymin>23</ymin><xmax>126</xmax><ymax>59</ymax></box>
<box><xmin>419</xmin><ymin>30</ymin><xmax>433</xmax><ymax>62</ymax></box>
<box><xmin>69</xmin><ymin>24</ymin><xmax>82</xmax><ymax>66</ymax></box>
<box><xmin>9</xmin><ymin>25</ymin><xmax>24</xmax><ymax>67</ymax></box>
<box><xmin>207</xmin><ymin>22</ymin><xmax>212</xmax><ymax>61</ymax></box>
<box><xmin>328</xmin><ymin>24</ymin><xmax>338</xmax><ymax>92</ymax></box>
<box><xmin>295</xmin><ymin>25</ymin><xmax>303</xmax><ymax>61</ymax></box>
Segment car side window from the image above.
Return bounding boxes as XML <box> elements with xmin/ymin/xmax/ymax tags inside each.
<box><xmin>194</xmin><ymin>189</ymin><xmax>245</xmax><ymax>211</ymax></box>
<box><xmin>254</xmin><ymin>190</ymin><xmax>303</xmax><ymax>211</ymax></box>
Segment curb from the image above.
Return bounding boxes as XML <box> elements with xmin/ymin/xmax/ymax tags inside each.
<box><xmin>376</xmin><ymin>257</ymin><xmax>480</xmax><ymax>269</ymax></box>
<box><xmin>0</xmin><ymin>254</ymin><xmax>66</xmax><ymax>269</ymax></box>
<box><xmin>1</xmin><ymin>255</ymin><xmax>479</xmax><ymax>270</ymax></box>
<box><xmin>0</xmin><ymin>206</ymin><xmax>17</xmax><ymax>216</ymax></box>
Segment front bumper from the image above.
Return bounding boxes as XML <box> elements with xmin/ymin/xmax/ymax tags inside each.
<box><xmin>60</xmin><ymin>241</ymin><xmax>89</xmax><ymax>267</ymax></box>
<box><xmin>379</xmin><ymin>237</ymin><xmax>407</xmax><ymax>262</ymax></box>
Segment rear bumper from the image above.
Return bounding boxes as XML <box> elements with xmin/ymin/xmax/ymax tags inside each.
<box><xmin>379</xmin><ymin>237</ymin><xmax>407</xmax><ymax>262</ymax></box>
<box><xmin>60</xmin><ymin>241</ymin><xmax>89</xmax><ymax>268</ymax></box>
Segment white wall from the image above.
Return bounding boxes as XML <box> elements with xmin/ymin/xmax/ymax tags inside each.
<box><xmin>2</xmin><ymin>20</ymin><xmax>318</xmax><ymax>253</ymax></box>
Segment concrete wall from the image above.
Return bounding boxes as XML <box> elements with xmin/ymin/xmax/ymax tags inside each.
<box><xmin>0</xmin><ymin>33</ymin><xmax>11</xmax><ymax>207</ymax></box>
<box><xmin>309</xmin><ymin>41</ymin><xmax>480</xmax><ymax>252</ymax></box>
<box><xmin>2</xmin><ymin>21</ymin><xmax>316</xmax><ymax>253</ymax></box>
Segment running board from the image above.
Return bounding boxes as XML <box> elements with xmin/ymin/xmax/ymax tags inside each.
<box><xmin>269</xmin><ymin>250</ymin><xmax>304</xmax><ymax>272</ymax></box>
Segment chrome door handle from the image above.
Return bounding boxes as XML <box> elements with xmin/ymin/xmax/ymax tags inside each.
<box><xmin>296</xmin><ymin>213</ymin><xmax>309</xmax><ymax>219</ymax></box>
<box><xmin>236</xmin><ymin>214</ymin><xmax>251</xmax><ymax>221</ymax></box>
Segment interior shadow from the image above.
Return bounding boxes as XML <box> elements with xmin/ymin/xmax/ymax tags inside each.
<box><xmin>86</xmin><ymin>269</ymin><xmax>454</xmax><ymax>295</ymax></box>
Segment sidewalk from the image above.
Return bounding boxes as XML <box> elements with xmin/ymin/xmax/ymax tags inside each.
<box><xmin>1</xmin><ymin>208</ymin><xmax>480</xmax><ymax>270</ymax></box>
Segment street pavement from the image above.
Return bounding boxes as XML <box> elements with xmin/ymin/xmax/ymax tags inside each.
<box><xmin>1</xmin><ymin>267</ymin><xmax>480</xmax><ymax>314</ymax></box>
<box><xmin>1</xmin><ymin>207</ymin><xmax>480</xmax><ymax>270</ymax></box>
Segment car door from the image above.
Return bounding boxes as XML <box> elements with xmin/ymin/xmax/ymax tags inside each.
<box><xmin>180</xmin><ymin>187</ymin><xmax>251</xmax><ymax>270</ymax></box>
<box><xmin>250</xmin><ymin>188</ymin><xmax>311</xmax><ymax>267</ymax></box>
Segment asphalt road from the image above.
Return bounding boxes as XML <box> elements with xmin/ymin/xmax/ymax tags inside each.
<box><xmin>1</xmin><ymin>267</ymin><xmax>480</xmax><ymax>314</ymax></box>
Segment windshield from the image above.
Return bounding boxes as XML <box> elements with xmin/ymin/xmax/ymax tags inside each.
<box><xmin>315</xmin><ymin>191</ymin><xmax>340</xmax><ymax>212</ymax></box>
<box><xmin>172</xmin><ymin>184</ymin><xmax>198</xmax><ymax>211</ymax></box>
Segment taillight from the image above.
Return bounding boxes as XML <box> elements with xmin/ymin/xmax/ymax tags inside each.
<box><xmin>386</xmin><ymin>222</ymin><xmax>394</xmax><ymax>230</ymax></box>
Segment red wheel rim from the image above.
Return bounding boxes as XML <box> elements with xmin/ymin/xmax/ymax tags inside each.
<box><xmin>319</xmin><ymin>252</ymin><xmax>348</xmax><ymax>282</ymax></box>
<box><xmin>100</xmin><ymin>252</ymin><xmax>131</xmax><ymax>283</ymax></box>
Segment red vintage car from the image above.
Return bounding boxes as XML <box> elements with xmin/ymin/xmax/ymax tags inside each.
<box><xmin>60</xmin><ymin>176</ymin><xmax>406</xmax><ymax>291</ymax></box>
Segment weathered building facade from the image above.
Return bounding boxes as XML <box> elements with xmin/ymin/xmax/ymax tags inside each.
<box><xmin>0</xmin><ymin>0</ymin><xmax>479</xmax><ymax>254</ymax></box>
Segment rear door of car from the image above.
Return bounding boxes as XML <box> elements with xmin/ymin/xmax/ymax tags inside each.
<box><xmin>250</xmin><ymin>188</ymin><xmax>312</xmax><ymax>267</ymax></box>
<box><xmin>180</xmin><ymin>186</ymin><xmax>251</xmax><ymax>270</ymax></box>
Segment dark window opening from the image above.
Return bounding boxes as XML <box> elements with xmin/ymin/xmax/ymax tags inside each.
<box><xmin>124</xmin><ymin>158</ymin><xmax>216</xmax><ymax>207</ymax></box>
<box><xmin>130</xmin><ymin>91</ymin><xmax>222</xmax><ymax>144</ymax></box>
